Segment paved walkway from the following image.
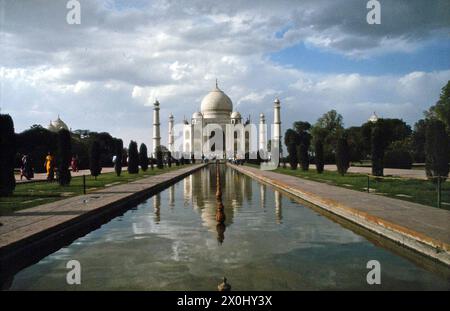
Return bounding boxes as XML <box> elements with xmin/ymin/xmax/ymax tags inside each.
<box><xmin>230</xmin><ymin>164</ymin><xmax>450</xmax><ymax>265</ymax></box>
<box><xmin>1</xmin><ymin>164</ymin><xmax>206</xmax><ymax>261</ymax></box>
<box><xmin>323</xmin><ymin>164</ymin><xmax>427</xmax><ymax>179</ymax></box>
<box><xmin>15</xmin><ymin>167</ymin><xmax>121</xmax><ymax>184</ymax></box>
<box><xmin>286</xmin><ymin>164</ymin><xmax>428</xmax><ymax>180</ymax></box>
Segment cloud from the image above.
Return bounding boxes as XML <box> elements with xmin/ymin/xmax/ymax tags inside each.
<box><xmin>0</xmin><ymin>0</ymin><xmax>449</xmax><ymax>150</ymax></box>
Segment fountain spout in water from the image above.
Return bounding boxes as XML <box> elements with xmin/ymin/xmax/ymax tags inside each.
<box><xmin>215</xmin><ymin>163</ymin><xmax>222</xmax><ymax>199</ymax></box>
<box><xmin>216</xmin><ymin>200</ymin><xmax>226</xmax><ymax>223</ymax></box>
<box><xmin>215</xmin><ymin>162</ymin><xmax>226</xmax><ymax>244</ymax></box>
<box><xmin>218</xmin><ymin>277</ymin><xmax>231</xmax><ymax>291</ymax></box>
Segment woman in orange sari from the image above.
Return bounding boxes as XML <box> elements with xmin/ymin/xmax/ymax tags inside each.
<box><xmin>44</xmin><ymin>152</ymin><xmax>55</xmax><ymax>181</ymax></box>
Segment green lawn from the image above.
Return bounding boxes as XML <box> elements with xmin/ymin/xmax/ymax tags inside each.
<box><xmin>0</xmin><ymin>165</ymin><xmax>189</xmax><ymax>215</ymax></box>
<box><xmin>246</xmin><ymin>164</ymin><xmax>449</xmax><ymax>209</ymax></box>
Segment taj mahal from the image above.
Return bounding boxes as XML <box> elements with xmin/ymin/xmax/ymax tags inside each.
<box><xmin>152</xmin><ymin>80</ymin><xmax>282</xmax><ymax>160</ymax></box>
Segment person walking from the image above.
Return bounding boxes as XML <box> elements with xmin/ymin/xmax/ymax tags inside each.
<box><xmin>19</xmin><ymin>154</ymin><xmax>25</xmax><ymax>181</ymax></box>
<box><xmin>20</xmin><ymin>154</ymin><xmax>33</xmax><ymax>180</ymax></box>
<box><xmin>71</xmin><ymin>155</ymin><xmax>79</xmax><ymax>172</ymax></box>
<box><xmin>44</xmin><ymin>152</ymin><xmax>55</xmax><ymax>181</ymax></box>
<box><xmin>23</xmin><ymin>154</ymin><xmax>33</xmax><ymax>180</ymax></box>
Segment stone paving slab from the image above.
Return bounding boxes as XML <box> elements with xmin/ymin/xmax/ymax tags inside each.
<box><xmin>0</xmin><ymin>164</ymin><xmax>206</xmax><ymax>252</ymax></box>
<box><xmin>15</xmin><ymin>167</ymin><xmax>121</xmax><ymax>184</ymax></box>
<box><xmin>291</xmin><ymin>164</ymin><xmax>430</xmax><ymax>180</ymax></box>
<box><xmin>323</xmin><ymin>164</ymin><xmax>428</xmax><ymax>179</ymax></box>
<box><xmin>229</xmin><ymin>164</ymin><xmax>450</xmax><ymax>266</ymax></box>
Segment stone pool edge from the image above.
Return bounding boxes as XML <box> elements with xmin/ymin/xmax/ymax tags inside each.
<box><xmin>228</xmin><ymin>163</ymin><xmax>450</xmax><ymax>267</ymax></box>
<box><xmin>0</xmin><ymin>163</ymin><xmax>207</xmax><ymax>281</ymax></box>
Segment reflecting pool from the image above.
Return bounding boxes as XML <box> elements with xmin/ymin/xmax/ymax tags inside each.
<box><xmin>6</xmin><ymin>166</ymin><xmax>450</xmax><ymax>290</ymax></box>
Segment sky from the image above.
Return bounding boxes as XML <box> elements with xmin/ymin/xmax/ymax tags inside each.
<box><xmin>1</xmin><ymin>0</ymin><xmax>449</xmax><ymax>150</ymax></box>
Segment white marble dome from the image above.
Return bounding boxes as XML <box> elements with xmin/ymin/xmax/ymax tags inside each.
<box><xmin>230</xmin><ymin>111</ymin><xmax>241</xmax><ymax>119</ymax></box>
<box><xmin>192</xmin><ymin>111</ymin><xmax>203</xmax><ymax>119</ymax></box>
<box><xmin>368</xmin><ymin>112</ymin><xmax>379</xmax><ymax>123</ymax></box>
<box><xmin>200</xmin><ymin>85</ymin><xmax>233</xmax><ymax>115</ymax></box>
<box><xmin>48</xmin><ymin>116</ymin><xmax>69</xmax><ymax>132</ymax></box>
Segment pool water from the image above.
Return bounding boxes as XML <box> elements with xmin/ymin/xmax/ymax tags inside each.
<box><xmin>6</xmin><ymin>166</ymin><xmax>450</xmax><ymax>290</ymax></box>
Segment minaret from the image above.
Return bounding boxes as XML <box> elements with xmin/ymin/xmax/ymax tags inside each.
<box><xmin>273</xmin><ymin>98</ymin><xmax>281</xmax><ymax>154</ymax></box>
<box><xmin>259</xmin><ymin>113</ymin><xmax>266</xmax><ymax>151</ymax></box>
<box><xmin>168</xmin><ymin>113</ymin><xmax>174</xmax><ymax>153</ymax></box>
<box><xmin>275</xmin><ymin>190</ymin><xmax>282</xmax><ymax>224</ymax></box>
<box><xmin>152</xmin><ymin>99</ymin><xmax>161</xmax><ymax>155</ymax></box>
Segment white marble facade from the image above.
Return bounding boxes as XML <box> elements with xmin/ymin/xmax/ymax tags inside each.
<box><xmin>155</xmin><ymin>81</ymin><xmax>281</xmax><ymax>159</ymax></box>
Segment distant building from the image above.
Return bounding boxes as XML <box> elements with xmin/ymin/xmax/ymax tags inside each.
<box><xmin>47</xmin><ymin>115</ymin><xmax>69</xmax><ymax>132</ymax></box>
<box><xmin>159</xmin><ymin>80</ymin><xmax>282</xmax><ymax>159</ymax></box>
<box><xmin>368</xmin><ymin>112</ymin><xmax>379</xmax><ymax>123</ymax></box>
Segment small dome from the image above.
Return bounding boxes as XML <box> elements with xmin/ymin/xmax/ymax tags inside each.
<box><xmin>230</xmin><ymin>111</ymin><xmax>241</xmax><ymax>119</ymax></box>
<box><xmin>368</xmin><ymin>112</ymin><xmax>378</xmax><ymax>123</ymax></box>
<box><xmin>259</xmin><ymin>113</ymin><xmax>265</xmax><ymax>118</ymax></box>
<box><xmin>48</xmin><ymin>116</ymin><xmax>69</xmax><ymax>132</ymax></box>
<box><xmin>200</xmin><ymin>84</ymin><xmax>233</xmax><ymax>114</ymax></box>
<box><xmin>192</xmin><ymin>111</ymin><xmax>203</xmax><ymax>119</ymax></box>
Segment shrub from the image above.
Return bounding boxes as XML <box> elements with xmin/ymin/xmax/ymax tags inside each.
<box><xmin>425</xmin><ymin>119</ymin><xmax>449</xmax><ymax>182</ymax></box>
<box><xmin>0</xmin><ymin>114</ymin><xmax>16</xmax><ymax>196</ymax></box>
<box><xmin>384</xmin><ymin>141</ymin><xmax>413</xmax><ymax>169</ymax></box>
<box><xmin>315</xmin><ymin>140</ymin><xmax>324</xmax><ymax>174</ymax></box>
<box><xmin>167</xmin><ymin>152</ymin><xmax>172</xmax><ymax>167</ymax></box>
<box><xmin>284</xmin><ymin>129</ymin><xmax>299</xmax><ymax>170</ymax></box>
<box><xmin>335</xmin><ymin>135</ymin><xmax>350</xmax><ymax>175</ymax></box>
<box><xmin>128</xmin><ymin>141</ymin><xmax>139</xmax><ymax>174</ymax></box>
<box><xmin>57</xmin><ymin>129</ymin><xmax>72</xmax><ymax>186</ymax></box>
<box><xmin>297</xmin><ymin>143</ymin><xmax>309</xmax><ymax>171</ymax></box>
<box><xmin>156</xmin><ymin>146</ymin><xmax>164</xmax><ymax>169</ymax></box>
<box><xmin>371</xmin><ymin>122</ymin><xmax>385</xmax><ymax>176</ymax></box>
<box><xmin>114</xmin><ymin>139</ymin><xmax>123</xmax><ymax>177</ymax></box>
<box><xmin>139</xmin><ymin>143</ymin><xmax>149</xmax><ymax>171</ymax></box>
<box><xmin>89</xmin><ymin>140</ymin><xmax>102</xmax><ymax>179</ymax></box>
<box><xmin>150</xmin><ymin>158</ymin><xmax>155</xmax><ymax>169</ymax></box>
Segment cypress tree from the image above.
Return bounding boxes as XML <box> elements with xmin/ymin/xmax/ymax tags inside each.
<box><xmin>139</xmin><ymin>143</ymin><xmax>149</xmax><ymax>171</ymax></box>
<box><xmin>284</xmin><ymin>129</ymin><xmax>299</xmax><ymax>170</ymax></box>
<box><xmin>294</xmin><ymin>121</ymin><xmax>311</xmax><ymax>171</ymax></box>
<box><xmin>128</xmin><ymin>141</ymin><xmax>139</xmax><ymax>174</ymax></box>
<box><xmin>425</xmin><ymin>119</ymin><xmax>449</xmax><ymax>182</ymax></box>
<box><xmin>89</xmin><ymin>140</ymin><xmax>102</xmax><ymax>179</ymax></box>
<box><xmin>256</xmin><ymin>150</ymin><xmax>262</xmax><ymax>165</ymax></box>
<box><xmin>156</xmin><ymin>146</ymin><xmax>164</xmax><ymax>169</ymax></box>
<box><xmin>114</xmin><ymin>139</ymin><xmax>123</xmax><ymax>177</ymax></box>
<box><xmin>57</xmin><ymin>129</ymin><xmax>72</xmax><ymax>186</ymax></box>
<box><xmin>371</xmin><ymin>122</ymin><xmax>385</xmax><ymax>176</ymax></box>
<box><xmin>297</xmin><ymin>143</ymin><xmax>309</xmax><ymax>171</ymax></box>
<box><xmin>167</xmin><ymin>152</ymin><xmax>172</xmax><ymax>167</ymax></box>
<box><xmin>150</xmin><ymin>157</ymin><xmax>154</xmax><ymax>169</ymax></box>
<box><xmin>336</xmin><ymin>134</ymin><xmax>350</xmax><ymax>176</ymax></box>
<box><xmin>315</xmin><ymin>140</ymin><xmax>324</xmax><ymax>174</ymax></box>
<box><xmin>0</xmin><ymin>114</ymin><xmax>16</xmax><ymax>196</ymax></box>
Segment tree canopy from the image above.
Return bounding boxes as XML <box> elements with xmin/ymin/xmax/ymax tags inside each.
<box><xmin>311</xmin><ymin>110</ymin><xmax>344</xmax><ymax>163</ymax></box>
<box><xmin>426</xmin><ymin>80</ymin><xmax>450</xmax><ymax>132</ymax></box>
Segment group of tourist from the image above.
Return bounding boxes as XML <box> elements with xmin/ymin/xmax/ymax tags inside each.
<box><xmin>43</xmin><ymin>153</ymin><xmax>79</xmax><ymax>181</ymax></box>
<box><xmin>18</xmin><ymin>153</ymin><xmax>80</xmax><ymax>182</ymax></box>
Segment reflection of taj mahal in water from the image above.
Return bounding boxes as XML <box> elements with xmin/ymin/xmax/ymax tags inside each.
<box><xmin>152</xmin><ymin>80</ymin><xmax>282</xmax><ymax>158</ymax></box>
<box><xmin>149</xmin><ymin>167</ymin><xmax>283</xmax><ymax>244</ymax></box>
